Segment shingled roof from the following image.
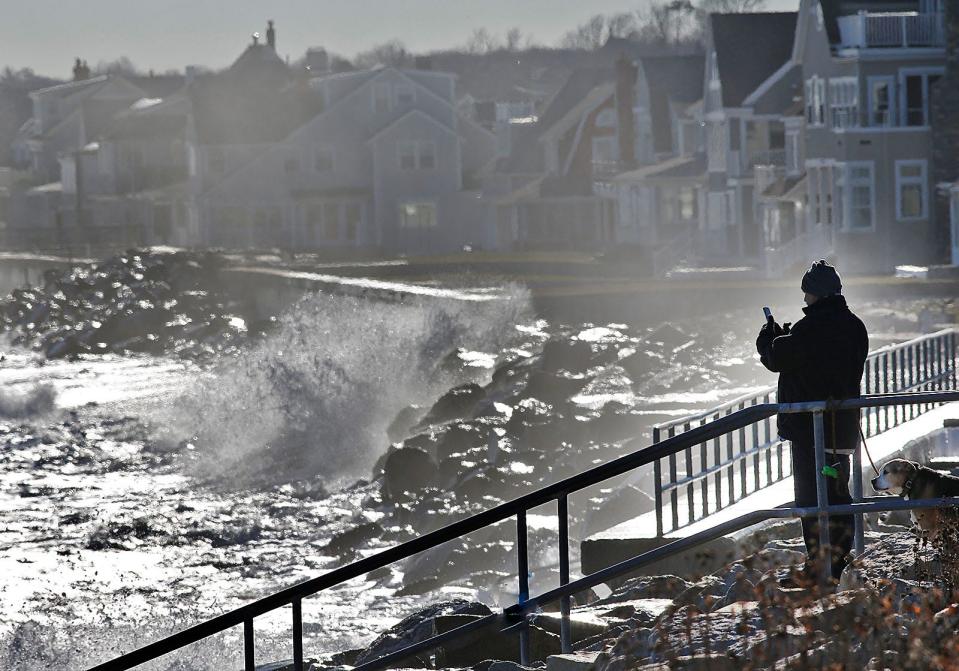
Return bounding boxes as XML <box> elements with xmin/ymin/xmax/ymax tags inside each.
<box><xmin>711</xmin><ymin>12</ymin><xmax>797</xmax><ymax>108</ymax></box>
<box><xmin>641</xmin><ymin>54</ymin><xmax>705</xmax><ymax>155</ymax></box>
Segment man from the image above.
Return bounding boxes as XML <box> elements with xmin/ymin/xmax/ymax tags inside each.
<box><xmin>756</xmin><ymin>260</ymin><xmax>868</xmax><ymax>584</ymax></box>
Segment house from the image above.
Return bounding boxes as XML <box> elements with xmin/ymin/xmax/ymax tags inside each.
<box><xmin>487</xmin><ymin>57</ymin><xmax>640</xmax><ymax>251</ymax></box>
<box><xmin>794</xmin><ymin>0</ymin><xmax>946</xmax><ymax>274</ymax></box>
<box><xmin>604</xmin><ymin>54</ymin><xmax>705</xmax><ymax>257</ymax></box>
<box><xmin>699</xmin><ymin>12</ymin><xmax>799</xmax><ymax>264</ymax></box>
<box><xmin>191</xmin><ymin>31</ymin><xmax>497</xmax><ymax>254</ymax></box>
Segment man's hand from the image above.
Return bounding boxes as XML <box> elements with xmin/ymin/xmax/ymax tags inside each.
<box><xmin>758</xmin><ymin>320</ymin><xmax>785</xmax><ymax>340</ymax></box>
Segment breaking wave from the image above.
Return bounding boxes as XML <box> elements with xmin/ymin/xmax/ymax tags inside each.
<box><xmin>0</xmin><ymin>383</ymin><xmax>57</xmax><ymax>418</ymax></box>
<box><xmin>157</xmin><ymin>286</ymin><xmax>532</xmax><ymax>483</ymax></box>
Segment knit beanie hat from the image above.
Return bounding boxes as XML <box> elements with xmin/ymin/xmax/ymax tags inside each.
<box><xmin>801</xmin><ymin>259</ymin><xmax>842</xmax><ymax>297</ymax></box>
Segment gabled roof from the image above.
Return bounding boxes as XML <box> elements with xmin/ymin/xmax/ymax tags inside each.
<box><xmin>29</xmin><ymin>75</ymin><xmax>108</xmax><ymax>100</ymax></box>
<box><xmin>366</xmin><ymin>109</ymin><xmax>457</xmax><ymax>144</ymax></box>
<box><xmin>641</xmin><ymin>54</ymin><xmax>705</xmax><ymax>155</ymax></box>
<box><xmin>498</xmin><ymin>67</ymin><xmax>615</xmax><ymax>174</ymax></box>
<box><xmin>711</xmin><ymin>12</ymin><xmax>798</xmax><ymax>108</ymax></box>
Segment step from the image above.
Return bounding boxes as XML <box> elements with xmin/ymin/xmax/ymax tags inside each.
<box><xmin>547</xmin><ymin>652</ymin><xmax>602</xmax><ymax>671</ymax></box>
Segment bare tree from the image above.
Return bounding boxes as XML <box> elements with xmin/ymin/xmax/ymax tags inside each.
<box><xmin>464</xmin><ymin>28</ymin><xmax>502</xmax><ymax>54</ymax></box>
<box><xmin>353</xmin><ymin>40</ymin><xmax>412</xmax><ymax>69</ymax></box>
<box><xmin>504</xmin><ymin>27</ymin><xmax>524</xmax><ymax>52</ymax></box>
<box><xmin>560</xmin><ymin>14</ymin><xmax>609</xmax><ymax>50</ymax></box>
<box><xmin>698</xmin><ymin>0</ymin><xmax>766</xmax><ymax>11</ymax></box>
<box><xmin>607</xmin><ymin>12</ymin><xmax>639</xmax><ymax>39</ymax></box>
<box><xmin>636</xmin><ymin>1</ymin><xmax>698</xmax><ymax>45</ymax></box>
<box><xmin>92</xmin><ymin>56</ymin><xmax>141</xmax><ymax>76</ymax></box>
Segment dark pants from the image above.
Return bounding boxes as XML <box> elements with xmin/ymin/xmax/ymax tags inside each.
<box><xmin>790</xmin><ymin>437</ymin><xmax>854</xmax><ymax>579</ymax></box>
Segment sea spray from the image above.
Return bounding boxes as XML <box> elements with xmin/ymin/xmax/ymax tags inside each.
<box><xmin>157</xmin><ymin>286</ymin><xmax>532</xmax><ymax>483</ymax></box>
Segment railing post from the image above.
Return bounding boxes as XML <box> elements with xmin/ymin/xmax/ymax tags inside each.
<box><xmin>653</xmin><ymin>427</ymin><xmax>663</xmax><ymax>537</ymax></box>
<box><xmin>293</xmin><ymin>598</ymin><xmax>304</xmax><ymax>671</ymax></box>
<box><xmin>812</xmin><ymin>410</ymin><xmax>832</xmax><ymax>591</ymax></box>
<box><xmin>517</xmin><ymin>510</ymin><xmax>530</xmax><ymax>666</ymax></box>
<box><xmin>244</xmin><ymin>618</ymin><xmax>255</xmax><ymax>671</ymax></box>
<box><xmin>557</xmin><ymin>495</ymin><xmax>572</xmax><ymax>654</ymax></box>
<box><xmin>852</xmin><ymin>422</ymin><xmax>865</xmax><ymax>556</ymax></box>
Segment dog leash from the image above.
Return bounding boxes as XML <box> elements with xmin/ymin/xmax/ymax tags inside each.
<box><xmin>859</xmin><ymin>423</ymin><xmax>881</xmax><ymax>477</ymax></box>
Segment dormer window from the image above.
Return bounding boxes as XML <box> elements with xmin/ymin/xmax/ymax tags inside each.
<box><xmin>596</xmin><ymin>108</ymin><xmax>616</xmax><ymax>128</ymax></box>
<box><xmin>373</xmin><ymin>83</ymin><xmax>391</xmax><ymax>114</ymax></box>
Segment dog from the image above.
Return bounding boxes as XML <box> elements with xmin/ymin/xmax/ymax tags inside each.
<box><xmin>872</xmin><ymin>458</ymin><xmax>959</xmax><ymax>539</ymax></box>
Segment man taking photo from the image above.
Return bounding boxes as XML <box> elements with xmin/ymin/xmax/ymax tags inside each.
<box><xmin>756</xmin><ymin>260</ymin><xmax>868</xmax><ymax>585</ymax></box>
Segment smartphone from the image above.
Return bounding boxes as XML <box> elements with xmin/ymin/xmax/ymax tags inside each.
<box><xmin>763</xmin><ymin>306</ymin><xmax>773</xmax><ymax>322</ymax></box>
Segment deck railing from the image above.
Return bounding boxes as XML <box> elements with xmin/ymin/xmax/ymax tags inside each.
<box><xmin>837</xmin><ymin>11</ymin><xmax>945</xmax><ymax>49</ymax></box>
<box><xmin>651</xmin><ymin>328</ymin><xmax>958</xmax><ymax>536</ymax></box>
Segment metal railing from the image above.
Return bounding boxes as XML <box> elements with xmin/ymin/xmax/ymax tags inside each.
<box><xmin>651</xmin><ymin>329</ymin><xmax>958</xmax><ymax>536</ymax></box>
<box><xmin>86</xmin><ymin>390</ymin><xmax>959</xmax><ymax>671</ymax></box>
<box><xmin>837</xmin><ymin>11</ymin><xmax>945</xmax><ymax>49</ymax></box>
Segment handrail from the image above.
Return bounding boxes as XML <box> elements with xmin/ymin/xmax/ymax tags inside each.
<box><xmin>87</xmin><ymin>391</ymin><xmax>959</xmax><ymax>671</ymax></box>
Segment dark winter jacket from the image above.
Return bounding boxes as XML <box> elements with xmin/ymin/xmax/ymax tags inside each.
<box><xmin>755</xmin><ymin>295</ymin><xmax>868</xmax><ymax>449</ymax></box>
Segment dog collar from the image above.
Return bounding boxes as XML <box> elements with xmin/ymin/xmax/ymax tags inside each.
<box><xmin>902</xmin><ymin>477</ymin><xmax>915</xmax><ymax>498</ymax></box>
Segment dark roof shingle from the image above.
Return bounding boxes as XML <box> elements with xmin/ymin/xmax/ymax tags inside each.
<box><xmin>711</xmin><ymin>12</ymin><xmax>797</xmax><ymax>108</ymax></box>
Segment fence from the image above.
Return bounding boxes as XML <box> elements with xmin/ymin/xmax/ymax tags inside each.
<box><xmin>651</xmin><ymin>328</ymin><xmax>958</xmax><ymax>536</ymax></box>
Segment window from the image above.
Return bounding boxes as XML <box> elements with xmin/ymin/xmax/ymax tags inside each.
<box><xmin>399</xmin><ymin>202</ymin><xmax>437</xmax><ymax>229</ymax></box>
<box><xmin>395</xmin><ymin>85</ymin><xmax>414</xmax><ymax>107</ymax></box>
<box><xmin>839</xmin><ymin>162</ymin><xmax>875</xmax><ymax>230</ymax></box>
<box><xmin>373</xmin><ymin>82</ymin><xmax>391</xmax><ymax>114</ymax></box>
<box><xmin>786</xmin><ymin>132</ymin><xmax>801</xmax><ymax>174</ymax></box>
<box><xmin>592</xmin><ymin>136</ymin><xmax>617</xmax><ymax>164</ymax></box>
<box><xmin>307</xmin><ymin>204</ymin><xmax>322</xmax><ymax>242</ymax></box>
<box><xmin>207</xmin><ymin>147</ymin><xmax>225</xmax><ymax>174</ymax></box>
<box><xmin>314</xmin><ymin>148</ymin><xmax>334</xmax><ymax>172</ymax></box>
<box><xmin>595</xmin><ymin>108</ymin><xmax>616</xmax><ymax>128</ymax></box>
<box><xmin>398</xmin><ymin>142</ymin><xmax>435</xmax><ymax>170</ymax></box>
<box><xmin>896</xmin><ymin>160</ymin><xmax>927</xmax><ymax>220</ymax></box>
<box><xmin>829</xmin><ymin>78</ymin><xmax>858</xmax><ymax>129</ymax></box>
<box><xmin>323</xmin><ymin>202</ymin><xmax>340</xmax><ymax>239</ymax></box>
<box><xmin>679</xmin><ymin>188</ymin><xmax>695</xmax><ymax>220</ymax></box>
<box><xmin>398</xmin><ymin>142</ymin><xmax>417</xmax><ymax>170</ymax></box>
<box><xmin>805</xmin><ymin>77</ymin><xmax>826</xmax><ymax>127</ymax></box>
<box><xmin>868</xmin><ymin>77</ymin><xmax>895</xmax><ymax>127</ymax></box>
<box><xmin>345</xmin><ymin>203</ymin><xmax>361</xmax><ymax>241</ymax></box>
<box><xmin>729</xmin><ymin>119</ymin><xmax>741</xmax><ymax>151</ymax></box>
<box><xmin>901</xmin><ymin>69</ymin><xmax>943</xmax><ymax>127</ymax></box>
<box><xmin>418</xmin><ymin>142</ymin><xmax>436</xmax><ymax>169</ymax></box>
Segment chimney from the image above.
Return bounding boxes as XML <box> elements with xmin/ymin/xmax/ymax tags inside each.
<box><xmin>72</xmin><ymin>57</ymin><xmax>89</xmax><ymax>81</ymax></box>
<box><xmin>306</xmin><ymin>47</ymin><xmax>330</xmax><ymax>74</ymax></box>
<box><xmin>267</xmin><ymin>20</ymin><xmax>276</xmax><ymax>50</ymax></box>
<box><xmin>414</xmin><ymin>55</ymin><xmax>433</xmax><ymax>71</ymax></box>
<box><xmin>615</xmin><ymin>55</ymin><xmax>638</xmax><ymax>169</ymax></box>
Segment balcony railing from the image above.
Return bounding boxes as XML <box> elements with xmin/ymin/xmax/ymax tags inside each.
<box><xmin>749</xmin><ymin>149</ymin><xmax>787</xmax><ymax>169</ymax></box>
<box><xmin>837</xmin><ymin>11</ymin><xmax>945</xmax><ymax>49</ymax></box>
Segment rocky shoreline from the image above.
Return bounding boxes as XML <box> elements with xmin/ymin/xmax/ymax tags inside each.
<box><xmin>302</xmin><ymin>527</ymin><xmax>959</xmax><ymax>671</ymax></box>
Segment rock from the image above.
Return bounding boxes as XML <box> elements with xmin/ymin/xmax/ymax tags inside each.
<box><xmin>521</xmin><ymin>370</ymin><xmax>589</xmax><ymax>405</ymax></box>
<box><xmin>597</xmin><ymin>575</ymin><xmax>692</xmax><ymax>604</ymax></box>
<box><xmin>436</xmin><ymin>423</ymin><xmax>488</xmax><ymax>462</ymax></box>
<box><xmin>436</xmin><ymin>615</ymin><xmax>560</xmax><ymax>666</ymax></box>
<box><xmin>719</xmin><ymin>576</ymin><xmax>756</xmax><ymax>608</ymax></box>
<box><xmin>546</xmin><ymin>652</ymin><xmax>601</xmax><ymax>671</ymax></box>
<box><xmin>387</xmin><ymin>405</ymin><xmax>426</xmax><ymax>443</ymax></box>
<box><xmin>421</xmin><ymin>383</ymin><xmax>485</xmax><ymax>426</ymax></box>
<box><xmin>323</xmin><ymin>522</ymin><xmax>383</xmax><ymax>556</ymax></box>
<box><xmin>645</xmin><ymin>323</ymin><xmax>689</xmax><ymax>348</ymax></box>
<box><xmin>353</xmin><ymin>600</ymin><xmax>492</xmax><ymax>667</ymax></box>
<box><xmin>540</xmin><ymin>339</ymin><xmax>595</xmax><ymax>374</ymax></box>
<box><xmin>382</xmin><ymin>447</ymin><xmax>438</xmax><ymax>501</ymax></box>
